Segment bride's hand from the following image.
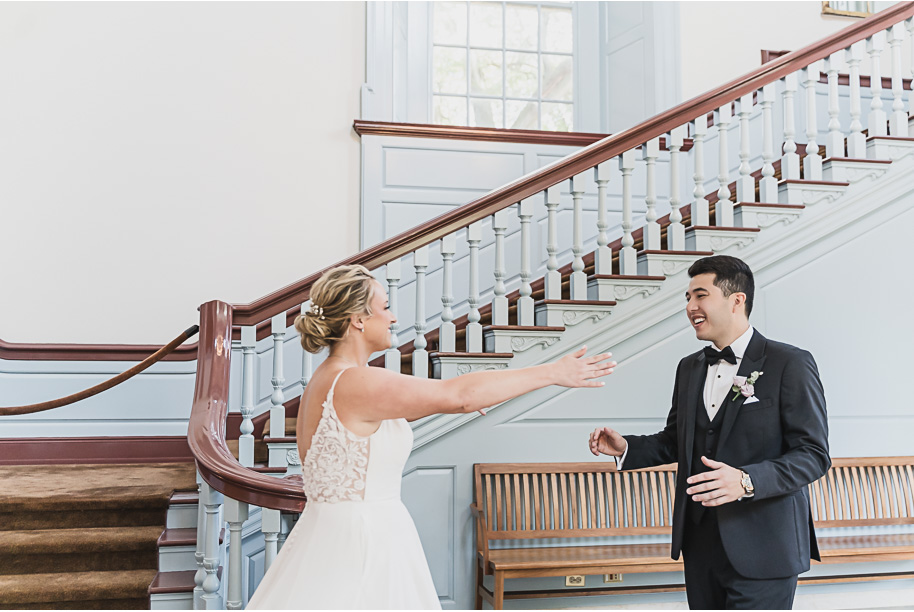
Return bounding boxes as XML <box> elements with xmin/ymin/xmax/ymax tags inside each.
<box><xmin>551</xmin><ymin>346</ymin><xmax>616</xmax><ymax>388</ymax></box>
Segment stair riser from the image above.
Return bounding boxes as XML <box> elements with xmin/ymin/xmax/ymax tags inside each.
<box><xmin>158</xmin><ymin>546</ymin><xmax>198</xmax><ymax>572</ymax></box>
<box><xmin>0</xmin><ymin>509</ymin><xmax>167</xmax><ymax>531</ymax></box>
<box><xmin>150</xmin><ymin>591</ymin><xmax>194</xmax><ymax>610</ymax></box>
<box><xmin>166</xmin><ymin>504</ymin><xmax>198</xmax><ymax>530</ymax></box>
<box><xmin>1</xmin><ymin>550</ymin><xmax>157</xmax><ymax>576</ymax></box>
<box><xmin>1</xmin><ymin>597</ymin><xmax>149</xmax><ymax>610</ymax></box>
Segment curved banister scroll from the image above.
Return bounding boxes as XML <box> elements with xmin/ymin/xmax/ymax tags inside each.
<box><xmin>0</xmin><ymin>325</ymin><xmax>199</xmax><ymax>416</ymax></box>
<box><xmin>189</xmin><ymin>301</ymin><xmax>305</xmax><ymax>512</ymax></box>
<box><xmin>231</xmin><ymin>2</ymin><xmax>914</xmax><ymax>327</ymax></box>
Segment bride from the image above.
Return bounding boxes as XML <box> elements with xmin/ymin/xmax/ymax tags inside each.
<box><xmin>246</xmin><ymin>265</ymin><xmax>616</xmax><ymax>609</ymax></box>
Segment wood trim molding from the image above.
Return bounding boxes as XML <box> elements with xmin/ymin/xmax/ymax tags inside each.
<box><xmin>0</xmin><ymin>436</ymin><xmax>194</xmax><ymax>465</ymax></box>
<box><xmin>0</xmin><ymin>338</ymin><xmax>198</xmax><ymax>361</ymax></box>
<box><xmin>352</xmin><ymin>120</ymin><xmax>694</xmax><ymax>152</ymax></box>
<box><xmin>229</xmin><ymin>3</ymin><xmax>914</xmax><ymax>326</ymax></box>
<box><xmin>353</xmin><ymin>120</ymin><xmax>611</xmax><ymax>147</ymax></box>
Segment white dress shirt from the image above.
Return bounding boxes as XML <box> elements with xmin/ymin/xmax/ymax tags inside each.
<box><xmin>616</xmin><ymin>326</ymin><xmax>755</xmax><ymax>468</ymax></box>
<box><xmin>704</xmin><ymin>326</ymin><xmax>754</xmax><ymax>420</ymax></box>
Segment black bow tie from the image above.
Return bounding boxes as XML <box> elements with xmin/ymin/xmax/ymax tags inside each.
<box><xmin>703</xmin><ymin>345</ymin><xmax>737</xmax><ymax>365</ymax></box>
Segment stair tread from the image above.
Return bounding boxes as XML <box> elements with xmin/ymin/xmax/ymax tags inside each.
<box><xmin>535</xmin><ymin>299</ymin><xmax>617</xmax><ymax>306</ymax></box>
<box><xmin>0</xmin><ymin>526</ymin><xmax>163</xmax><ymax>554</ymax></box>
<box><xmin>149</xmin><ymin>568</ymin><xmax>221</xmax><ymax>595</ymax></box>
<box><xmin>430</xmin><ymin>352</ymin><xmax>514</xmax><ymax>359</ymax></box>
<box><xmin>638</xmin><ymin>249</ymin><xmax>714</xmax><ymax>256</ymax></box>
<box><xmin>733</xmin><ymin>202</ymin><xmax>804</xmax><ymax>209</ymax></box>
<box><xmin>168</xmin><ymin>491</ymin><xmax>199</xmax><ymax>505</ymax></box>
<box><xmin>686</xmin><ymin>226</ymin><xmax>760</xmax><ymax>232</ymax></box>
<box><xmin>157</xmin><ymin>527</ymin><xmax>222</xmax><ymax>547</ymax></box>
<box><xmin>588</xmin><ymin>274</ymin><xmax>666</xmax><ymax>281</ymax></box>
<box><xmin>824</xmin><ymin>157</ymin><xmax>893</xmax><ymax>163</ymax></box>
<box><xmin>483</xmin><ymin>325</ymin><xmax>566</xmax><ymax>331</ymax></box>
<box><xmin>779</xmin><ymin>179</ymin><xmax>850</xmax><ymax>186</ymax></box>
<box><xmin>0</xmin><ymin>569</ymin><xmax>157</xmax><ymax>604</ymax></box>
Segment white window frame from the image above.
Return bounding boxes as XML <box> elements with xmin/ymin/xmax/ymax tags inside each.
<box><xmin>428</xmin><ymin>1</ymin><xmax>576</xmax><ymax>131</ymax></box>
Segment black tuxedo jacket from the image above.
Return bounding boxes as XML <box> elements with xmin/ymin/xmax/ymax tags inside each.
<box><xmin>621</xmin><ymin>330</ymin><xmax>830</xmax><ymax>580</ymax></box>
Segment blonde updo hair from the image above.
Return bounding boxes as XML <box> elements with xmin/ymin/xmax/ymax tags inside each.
<box><xmin>294</xmin><ymin>265</ymin><xmax>377</xmax><ymax>354</ymax></box>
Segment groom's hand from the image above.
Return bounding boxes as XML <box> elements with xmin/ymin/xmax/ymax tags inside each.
<box><xmin>589</xmin><ymin>427</ymin><xmax>626</xmax><ymax>457</ymax></box>
<box><xmin>686</xmin><ymin>456</ymin><xmax>744</xmax><ymax>506</ymax></box>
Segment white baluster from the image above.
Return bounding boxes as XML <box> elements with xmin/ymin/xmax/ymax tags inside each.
<box><xmin>517</xmin><ymin>198</ymin><xmax>535</xmax><ymax>323</ymax></box>
<box><xmin>825</xmin><ymin>51</ymin><xmax>845</xmax><ymax>158</ymax></box>
<box><xmin>492</xmin><ymin>209</ymin><xmax>510</xmax><ymax>326</ymax></box>
<box><xmin>385</xmin><ymin>259</ymin><xmax>401</xmax><ymax>371</ymax></box>
<box><xmin>262</xmin><ymin>507</ymin><xmax>282</xmax><ymax>572</ymax></box>
<box><xmin>466</xmin><ymin>221</ymin><xmax>483</xmax><ymax>352</ymax></box>
<box><xmin>300</xmin><ymin>303</ymin><xmax>313</xmax><ymax>389</ymax></box>
<box><xmin>668</xmin><ymin>125</ymin><xmax>687</xmax><ymax>250</ymax></box>
<box><xmin>782</xmin><ymin>73</ymin><xmax>801</xmax><ymax>180</ymax></box>
<box><xmin>846</xmin><ymin>41</ymin><xmax>866</xmax><ymax>158</ymax></box>
<box><xmin>803</xmin><ymin>61</ymin><xmax>823</xmax><ymax>180</ymax></box>
<box><xmin>412</xmin><ymin>246</ymin><xmax>429</xmax><ymax>378</ymax></box>
<box><xmin>200</xmin><ymin>482</ymin><xmax>224</xmax><ymax>610</ymax></box>
<box><xmin>269</xmin><ymin>314</ymin><xmax>286</xmax><ymax>441</ymax></box>
<box><xmin>736</xmin><ymin>94</ymin><xmax>755</xmax><ymax>203</ymax></box>
<box><xmin>716</xmin><ymin>104</ymin><xmax>734</xmax><ymax>226</ymax></box>
<box><xmin>593</xmin><ymin>161</ymin><xmax>613</xmax><ymax>273</ymax></box>
<box><xmin>569</xmin><ymin>174</ymin><xmax>587</xmax><ymax>299</ymax></box>
<box><xmin>544</xmin><ymin>186</ymin><xmax>562</xmax><ymax>297</ymax></box>
<box><xmin>759</xmin><ymin>84</ymin><xmax>778</xmax><ymax>202</ymax></box>
<box><xmin>867</xmin><ymin>32</ymin><xmax>887</xmax><ymax>137</ymax></box>
<box><xmin>691</xmin><ymin>116</ymin><xmax>710</xmax><ymax>226</ymax></box>
<box><xmin>224</xmin><ymin>498</ymin><xmax>248</xmax><ymax>610</ymax></box>
<box><xmin>888</xmin><ymin>23</ymin><xmax>908</xmax><ymax>136</ymax></box>
<box><xmin>439</xmin><ymin>234</ymin><xmax>457</xmax><ymax>352</ymax></box>
<box><xmin>239</xmin><ymin>326</ymin><xmax>256</xmax><ymax>468</ymax></box>
<box><xmin>193</xmin><ymin>477</ymin><xmax>205</xmax><ymax>610</ymax></box>
<box><xmin>278</xmin><ymin>513</ymin><xmax>295</xmax><ymax>551</ymax></box>
<box><xmin>619</xmin><ymin>150</ymin><xmax>637</xmax><ymax>274</ymax></box>
<box><xmin>908</xmin><ymin>19</ymin><xmax>914</xmax><ymax>122</ymax></box>
<box><xmin>642</xmin><ymin>138</ymin><xmax>662</xmax><ymax>250</ymax></box>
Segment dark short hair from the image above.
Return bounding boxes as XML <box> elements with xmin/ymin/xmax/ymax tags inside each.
<box><xmin>688</xmin><ymin>255</ymin><xmax>755</xmax><ymax>317</ymax></box>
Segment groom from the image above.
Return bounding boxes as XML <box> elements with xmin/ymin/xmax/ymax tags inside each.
<box><xmin>589</xmin><ymin>255</ymin><xmax>829</xmax><ymax>609</ymax></box>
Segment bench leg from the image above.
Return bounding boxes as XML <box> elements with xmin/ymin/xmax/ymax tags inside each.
<box><xmin>475</xmin><ymin>560</ymin><xmax>484</xmax><ymax>609</ymax></box>
<box><xmin>494</xmin><ymin>571</ymin><xmax>504</xmax><ymax>610</ymax></box>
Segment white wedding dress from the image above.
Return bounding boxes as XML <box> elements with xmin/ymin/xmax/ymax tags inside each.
<box><xmin>246</xmin><ymin>370</ymin><xmax>441</xmax><ymax>610</ymax></box>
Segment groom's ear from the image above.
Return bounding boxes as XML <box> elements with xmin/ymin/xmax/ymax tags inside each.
<box><xmin>730</xmin><ymin>292</ymin><xmax>748</xmax><ymax>316</ymax></box>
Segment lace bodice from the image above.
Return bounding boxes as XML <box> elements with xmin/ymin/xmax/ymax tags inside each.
<box><xmin>301</xmin><ymin>369</ymin><xmax>412</xmax><ymax>503</ymax></box>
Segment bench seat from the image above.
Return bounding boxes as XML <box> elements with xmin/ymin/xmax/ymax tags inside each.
<box><xmin>473</xmin><ymin>457</ymin><xmax>914</xmax><ymax>609</ymax></box>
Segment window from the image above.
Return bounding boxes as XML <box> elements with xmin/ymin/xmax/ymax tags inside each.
<box><xmin>821</xmin><ymin>1</ymin><xmax>874</xmax><ymax>18</ymax></box>
<box><xmin>431</xmin><ymin>1</ymin><xmax>574</xmax><ymax>131</ymax></box>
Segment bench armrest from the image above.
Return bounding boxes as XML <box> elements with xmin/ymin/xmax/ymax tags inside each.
<box><xmin>469</xmin><ymin>503</ymin><xmax>491</xmax><ymax>574</ymax></box>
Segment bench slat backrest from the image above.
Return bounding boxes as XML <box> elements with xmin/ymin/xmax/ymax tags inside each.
<box><xmin>810</xmin><ymin>457</ymin><xmax>914</xmax><ymax>527</ymax></box>
<box><xmin>473</xmin><ymin>457</ymin><xmax>914</xmax><ymax>541</ymax></box>
<box><xmin>474</xmin><ymin>463</ymin><xmax>677</xmax><ymax>539</ymax></box>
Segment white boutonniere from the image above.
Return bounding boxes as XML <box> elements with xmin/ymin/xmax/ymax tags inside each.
<box><xmin>732</xmin><ymin>371</ymin><xmax>763</xmax><ymax>402</ymax></box>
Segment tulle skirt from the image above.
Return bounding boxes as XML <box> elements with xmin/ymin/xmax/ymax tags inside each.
<box><xmin>246</xmin><ymin>498</ymin><xmax>441</xmax><ymax>610</ymax></box>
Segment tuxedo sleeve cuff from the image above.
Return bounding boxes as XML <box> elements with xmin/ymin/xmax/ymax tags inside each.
<box><xmin>614</xmin><ymin>441</ymin><xmax>629</xmax><ymax>470</ymax></box>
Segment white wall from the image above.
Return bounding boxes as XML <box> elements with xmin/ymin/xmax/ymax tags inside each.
<box><xmin>0</xmin><ymin>2</ymin><xmax>365</xmax><ymax>344</ymax></box>
<box><xmin>678</xmin><ymin>1</ymin><xmax>904</xmax><ymax>101</ymax></box>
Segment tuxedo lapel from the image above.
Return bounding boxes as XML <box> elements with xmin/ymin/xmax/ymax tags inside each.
<box><xmin>718</xmin><ymin>331</ymin><xmax>768</xmax><ymax>449</ymax></box>
<box><xmin>682</xmin><ymin>352</ymin><xmax>707</xmax><ymax>474</ymax></box>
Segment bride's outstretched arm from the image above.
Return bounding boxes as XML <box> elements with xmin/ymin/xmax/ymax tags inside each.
<box><xmin>335</xmin><ymin>346</ymin><xmax>615</xmax><ymax>424</ymax></box>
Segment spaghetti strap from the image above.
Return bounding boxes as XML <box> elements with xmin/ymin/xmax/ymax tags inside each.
<box><xmin>325</xmin><ymin>369</ymin><xmax>348</xmax><ymax>404</ymax></box>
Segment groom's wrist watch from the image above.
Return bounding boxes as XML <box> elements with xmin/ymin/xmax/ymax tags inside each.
<box><xmin>739</xmin><ymin>470</ymin><xmax>755</xmax><ymax>497</ymax></box>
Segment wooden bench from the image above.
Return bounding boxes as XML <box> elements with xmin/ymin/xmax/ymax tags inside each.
<box><xmin>471</xmin><ymin>457</ymin><xmax>914</xmax><ymax>609</ymax></box>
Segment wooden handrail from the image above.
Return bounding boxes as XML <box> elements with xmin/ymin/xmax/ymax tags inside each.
<box><xmin>0</xmin><ymin>326</ymin><xmax>199</xmax><ymax>416</ymax></box>
<box><xmin>230</xmin><ymin>2</ymin><xmax>914</xmax><ymax>327</ymax></box>
<box><xmin>188</xmin><ymin>301</ymin><xmax>305</xmax><ymax>512</ymax></box>
<box><xmin>0</xmin><ymin>338</ymin><xmax>198</xmax><ymax>361</ymax></box>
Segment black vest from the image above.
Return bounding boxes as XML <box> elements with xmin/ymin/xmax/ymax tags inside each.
<box><xmin>687</xmin><ymin>396</ymin><xmax>728</xmax><ymax>524</ymax></box>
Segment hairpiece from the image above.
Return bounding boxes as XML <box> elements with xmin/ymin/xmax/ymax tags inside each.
<box><xmin>310</xmin><ymin>303</ymin><xmax>325</xmax><ymax>320</ymax></box>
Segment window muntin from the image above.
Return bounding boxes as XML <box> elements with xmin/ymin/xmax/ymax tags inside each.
<box><xmin>432</xmin><ymin>1</ymin><xmax>574</xmax><ymax>131</ymax></box>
